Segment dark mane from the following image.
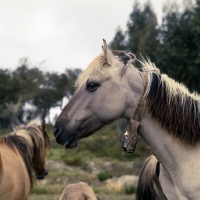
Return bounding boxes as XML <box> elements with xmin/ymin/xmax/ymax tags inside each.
<box><xmin>112</xmin><ymin>50</ymin><xmax>136</xmax><ymax>65</ymax></box>
<box><xmin>146</xmin><ymin>72</ymin><xmax>200</xmax><ymax>146</ymax></box>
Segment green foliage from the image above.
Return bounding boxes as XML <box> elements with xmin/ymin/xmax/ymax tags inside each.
<box><xmin>156</xmin><ymin>6</ymin><xmax>200</xmax><ymax>92</ymax></box>
<box><xmin>61</xmin><ymin>154</ymin><xmax>82</xmax><ymax>166</ymax></box>
<box><xmin>109</xmin><ymin>27</ymin><xmax>126</xmax><ymax>50</ymax></box>
<box><xmin>126</xmin><ymin>2</ymin><xmax>159</xmax><ymax>61</ymax></box>
<box><xmin>0</xmin><ymin>59</ymin><xmax>82</xmax><ymax>128</ymax></box>
<box><xmin>31</xmin><ymin>185</ymin><xmax>64</xmax><ymax>194</ymax></box>
<box><xmin>124</xmin><ymin>184</ymin><xmax>137</xmax><ymax>194</ymax></box>
<box><xmin>110</xmin><ymin>0</ymin><xmax>200</xmax><ymax>93</ymax></box>
<box><xmin>97</xmin><ymin>171</ymin><xmax>113</xmax><ymax>181</ymax></box>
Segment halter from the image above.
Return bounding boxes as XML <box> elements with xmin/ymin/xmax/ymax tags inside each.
<box><xmin>121</xmin><ymin>71</ymin><xmax>149</xmax><ymax>153</ymax></box>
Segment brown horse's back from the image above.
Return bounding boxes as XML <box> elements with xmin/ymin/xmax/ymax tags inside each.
<box><xmin>0</xmin><ymin>141</ymin><xmax>30</xmax><ymax>200</ymax></box>
<box><xmin>59</xmin><ymin>182</ymin><xmax>97</xmax><ymax>200</ymax></box>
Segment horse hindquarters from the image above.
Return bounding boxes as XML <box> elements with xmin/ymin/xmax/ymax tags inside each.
<box><xmin>136</xmin><ymin>155</ymin><xmax>167</xmax><ymax>200</ymax></box>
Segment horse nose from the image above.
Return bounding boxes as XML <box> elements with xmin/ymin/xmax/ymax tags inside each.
<box><xmin>53</xmin><ymin>125</ymin><xmax>59</xmax><ymax>137</ymax></box>
<box><xmin>35</xmin><ymin>170</ymin><xmax>48</xmax><ymax>180</ymax></box>
<box><xmin>44</xmin><ymin>169</ymin><xmax>48</xmax><ymax>176</ymax></box>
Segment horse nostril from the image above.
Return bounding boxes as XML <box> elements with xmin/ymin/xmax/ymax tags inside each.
<box><xmin>45</xmin><ymin>169</ymin><xmax>48</xmax><ymax>176</ymax></box>
<box><xmin>53</xmin><ymin>125</ymin><xmax>59</xmax><ymax>137</ymax></box>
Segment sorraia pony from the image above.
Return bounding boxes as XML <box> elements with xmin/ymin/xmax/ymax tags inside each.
<box><xmin>54</xmin><ymin>40</ymin><xmax>200</xmax><ymax>199</ymax></box>
<box><xmin>0</xmin><ymin>120</ymin><xmax>50</xmax><ymax>200</ymax></box>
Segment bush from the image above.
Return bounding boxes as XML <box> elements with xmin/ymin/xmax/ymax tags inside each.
<box><xmin>97</xmin><ymin>171</ymin><xmax>113</xmax><ymax>181</ymax></box>
<box><xmin>124</xmin><ymin>184</ymin><xmax>137</xmax><ymax>194</ymax></box>
<box><xmin>61</xmin><ymin>154</ymin><xmax>82</xmax><ymax>166</ymax></box>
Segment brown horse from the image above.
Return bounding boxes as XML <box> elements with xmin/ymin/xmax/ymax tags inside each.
<box><xmin>59</xmin><ymin>182</ymin><xmax>97</xmax><ymax>200</ymax></box>
<box><xmin>0</xmin><ymin>120</ymin><xmax>50</xmax><ymax>200</ymax></box>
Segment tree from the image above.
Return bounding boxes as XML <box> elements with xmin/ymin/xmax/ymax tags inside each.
<box><xmin>0</xmin><ymin>59</ymin><xmax>44</xmax><ymax>128</ymax></box>
<box><xmin>156</xmin><ymin>4</ymin><xmax>200</xmax><ymax>92</ymax></box>
<box><xmin>126</xmin><ymin>1</ymin><xmax>159</xmax><ymax>62</ymax></box>
<box><xmin>193</xmin><ymin>0</ymin><xmax>200</xmax><ymax>63</ymax></box>
<box><xmin>109</xmin><ymin>27</ymin><xmax>126</xmax><ymax>50</ymax></box>
<box><xmin>29</xmin><ymin>68</ymin><xmax>82</xmax><ymax>122</ymax></box>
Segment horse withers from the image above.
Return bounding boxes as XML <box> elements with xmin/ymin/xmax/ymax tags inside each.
<box><xmin>0</xmin><ymin>120</ymin><xmax>50</xmax><ymax>200</ymax></box>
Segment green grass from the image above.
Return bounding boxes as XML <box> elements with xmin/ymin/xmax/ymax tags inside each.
<box><xmin>28</xmin><ymin>194</ymin><xmax>61</xmax><ymax>200</ymax></box>
<box><xmin>28</xmin><ymin>193</ymin><xmax>135</xmax><ymax>200</ymax></box>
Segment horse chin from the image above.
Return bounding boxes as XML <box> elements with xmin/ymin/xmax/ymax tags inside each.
<box><xmin>35</xmin><ymin>170</ymin><xmax>48</xmax><ymax>180</ymax></box>
<box><xmin>64</xmin><ymin>139</ymin><xmax>79</xmax><ymax>149</ymax></box>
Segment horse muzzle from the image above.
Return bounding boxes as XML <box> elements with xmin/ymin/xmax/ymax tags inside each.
<box><xmin>53</xmin><ymin>124</ymin><xmax>79</xmax><ymax>148</ymax></box>
<box><xmin>35</xmin><ymin>169</ymin><xmax>48</xmax><ymax>180</ymax></box>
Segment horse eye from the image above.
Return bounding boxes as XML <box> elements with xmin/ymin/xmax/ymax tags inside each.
<box><xmin>86</xmin><ymin>82</ymin><xmax>100</xmax><ymax>92</ymax></box>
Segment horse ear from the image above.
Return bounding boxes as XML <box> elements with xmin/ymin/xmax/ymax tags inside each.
<box><xmin>41</xmin><ymin>120</ymin><xmax>46</xmax><ymax>132</ymax></box>
<box><xmin>102</xmin><ymin>39</ymin><xmax>116</xmax><ymax>65</ymax></box>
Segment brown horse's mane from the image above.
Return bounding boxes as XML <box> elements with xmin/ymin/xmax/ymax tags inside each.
<box><xmin>1</xmin><ymin>120</ymin><xmax>50</xmax><ymax>187</ymax></box>
<box><xmin>140</xmin><ymin>59</ymin><xmax>200</xmax><ymax>146</ymax></box>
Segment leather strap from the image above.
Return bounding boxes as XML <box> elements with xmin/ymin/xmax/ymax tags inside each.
<box><xmin>121</xmin><ymin>71</ymin><xmax>148</xmax><ymax>153</ymax></box>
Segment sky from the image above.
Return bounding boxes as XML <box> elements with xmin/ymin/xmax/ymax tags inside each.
<box><xmin>0</xmin><ymin>0</ymin><xmax>188</xmax><ymax>74</ymax></box>
<box><xmin>0</xmin><ymin>0</ymin><xmax>193</xmax><ymax>123</ymax></box>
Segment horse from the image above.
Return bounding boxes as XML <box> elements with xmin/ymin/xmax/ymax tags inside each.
<box><xmin>54</xmin><ymin>39</ymin><xmax>200</xmax><ymax>199</ymax></box>
<box><xmin>136</xmin><ymin>155</ymin><xmax>167</xmax><ymax>200</ymax></box>
<box><xmin>0</xmin><ymin>120</ymin><xmax>50</xmax><ymax>200</ymax></box>
<box><xmin>59</xmin><ymin>182</ymin><xmax>97</xmax><ymax>200</ymax></box>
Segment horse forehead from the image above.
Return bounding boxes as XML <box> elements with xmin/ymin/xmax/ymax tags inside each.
<box><xmin>93</xmin><ymin>66</ymin><xmax>123</xmax><ymax>81</ymax></box>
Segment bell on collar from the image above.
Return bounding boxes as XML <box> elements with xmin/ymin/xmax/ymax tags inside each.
<box><xmin>121</xmin><ymin>131</ymin><xmax>137</xmax><ymax>153</ymax></box>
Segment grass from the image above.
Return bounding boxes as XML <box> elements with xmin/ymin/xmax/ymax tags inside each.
<box><xmin>29</xmin><ymin>193</ymin><xmax>135</xmax><ymax>200</ymax></box>
<box><xmin>29</xmin><ymin>194</ymin><xmax>61</xmax><ymax>200</ymax></box>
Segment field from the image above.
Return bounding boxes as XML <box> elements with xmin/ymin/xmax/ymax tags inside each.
<box><xmin>1</xmin><ymin>122</ymin><xmax>151</xmax><ymax>200</ymax></box>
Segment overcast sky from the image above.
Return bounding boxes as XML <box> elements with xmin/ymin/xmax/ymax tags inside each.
<box><xmin>0</xmin><ymin>0</ymin><xmax>189</xmax><ymax>73</ymax></box>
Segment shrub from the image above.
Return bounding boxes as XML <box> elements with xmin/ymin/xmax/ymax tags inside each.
<box><xmin>97</xmin><ymin>171</ymin><xmax>113</xmax><ymax>181</ymax></box>
<box><xmin>124</xmin><ymin>184</ymin><xmax>137</xmax><ymax>194</ymax></box>
<box><xmin>62</xmin><ymin>154</ymin><xmax>82</xmax><ymax>166</ymax></box>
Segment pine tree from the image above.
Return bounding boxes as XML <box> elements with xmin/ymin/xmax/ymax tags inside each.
<box><xmin>157</xmin><ymin>5</ymin><xmax>200</xmax><ymax>92</ymax></box>
<box><xmin>126</xmin><ymin>2</ymin><xmax>159</xmax><ymax>62</ymax></box>
<box><xmin>109</xmin><ymin>27</ymin><xmax>126</xmax><ymax>50</ymax></box>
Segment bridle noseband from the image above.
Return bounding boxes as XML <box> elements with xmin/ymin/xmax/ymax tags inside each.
<box><xmin>121</xmin><ymin>71</ymin><xmax>149</xmax><ymax>153</ymax></box>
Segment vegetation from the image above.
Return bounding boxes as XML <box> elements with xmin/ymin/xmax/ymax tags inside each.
<box><xmin>0</xmin><ymin>59</ymin><xmax>81</xmax><ymax>129</ymax></box>
<box><xmin>124</xmin><ymin>184</ymin><xmax>137</xmax><ymax>195</ymax></box>
<box><xmin>97</xmin><ymin>171</ymin><xmax>113</xmax><ymax>182</ymax></box>
<box><xmin>110</xmin><ymin>0</ymin><xmax>200</xmax><ymax>93</ymax></box>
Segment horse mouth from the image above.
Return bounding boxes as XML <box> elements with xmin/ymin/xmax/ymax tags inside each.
<box><xmin>55</xmin><ymin>132</ymin><xmax>78</xmax><ymax>149</ymax></box>
<box><xmin>64</xmin><ymin>134</ymin><xmax>79</xmax><ymax>149</ymax></box>
<box><xmin>35</xmin><ymin>170</ymin><xmax>48</xmax><ymax>180</ymax></box>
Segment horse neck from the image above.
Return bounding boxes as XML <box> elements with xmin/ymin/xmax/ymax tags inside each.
<box><xmin>139</xmin><ymin>114</ymin><xmax>198</xmax><ymax>171</ymax></box>
<box><xmin>123</xmin><ymin>67</ymin><xmax>145</xmax><ymax>119</ymax></box>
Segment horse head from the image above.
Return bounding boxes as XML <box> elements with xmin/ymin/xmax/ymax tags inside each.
<box><xmin>54</xmin><ymin>39</ymin><xmax>143</xmax><ymax>149</ymax></box>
